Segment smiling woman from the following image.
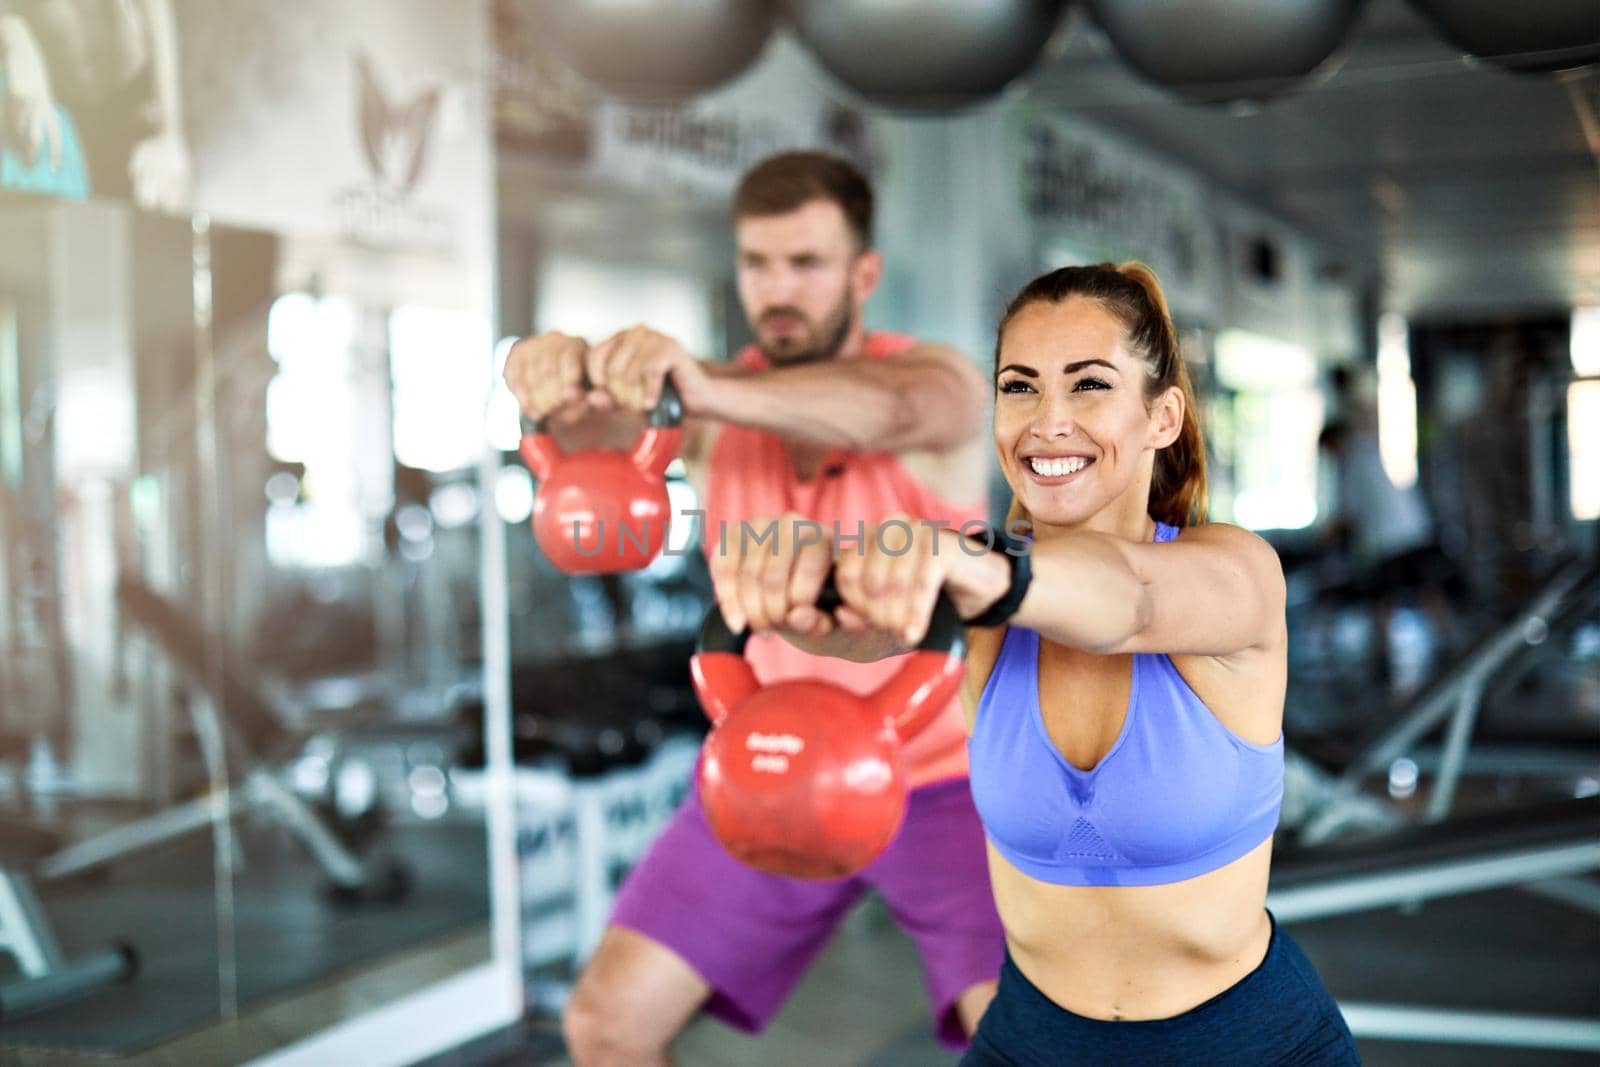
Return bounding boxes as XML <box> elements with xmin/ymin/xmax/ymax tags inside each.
<box><xmin>994</xmin><ymin>262</ymin><xmax>1207</xmax><ymax>537</ymax></box>
<box><xmin>937</xmin><ymin>262</ymin><xmax>1359</xmax><ymax>1064</ymax></box>
<box><xmin>710</xmin><ymin>260</ymin><xmax>1361</xmax><ymax>1065</ymax></box>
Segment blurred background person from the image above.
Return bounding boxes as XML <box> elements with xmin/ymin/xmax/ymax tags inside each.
<box><xmin>0</xmin><ymin>0</ymin><xmax>189</xmax><ymax>209</ymax></box>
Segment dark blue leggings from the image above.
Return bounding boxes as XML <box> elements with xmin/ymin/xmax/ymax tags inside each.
<box><xmin>962</xmin><ymin>915</ymin><xmax>1361</xmax><ymax>1066</ymax></box>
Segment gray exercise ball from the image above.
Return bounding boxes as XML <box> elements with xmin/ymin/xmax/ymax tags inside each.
<box><xmin>1409</xmin><ymin>0</ymin><xmax>1599</xmax><ymax>74</ymax></box>
<box><xmin>1089</xmin><ymin>0</ymin><xmax>1365</xmax><ymax>104</ymax></box>
<box><xmin>531</xmin><ymin>0</ymin><xmax>778</xmax><ymax>101</ymax></box>
<box><xmin>783</xmin><ymin>0</ymin><xmax>1073</xmax><ymax>112</ymax></box>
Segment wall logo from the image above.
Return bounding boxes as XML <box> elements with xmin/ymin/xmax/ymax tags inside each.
<box><xmin>336</xmin><ymin>52</ymin><xmax>450</xmax><ymax>251</ymax></box>
<box><xmin>356</xmin><ymin>53</ymin><xmax>441</xmax><ymax>196</ymax></box>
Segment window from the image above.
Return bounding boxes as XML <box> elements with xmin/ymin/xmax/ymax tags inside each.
<box><xmin>388</xmin><ymin>305</ymin><xmax>490</xmax><ymax>473</ymax></box>
<box><xmin>264</xmin><ymin>293</ymin><xmax>366</xmax><ymax>567</ymax></box>
<box><xmin>1376</xmin><ymin>313</ymin><xmax>1419</xmax><ymax>490</ymax></box>
<box><xmin>535</xmin><ymin>255</ymin><xmax>715</xmax><ymax>358</ymax></box>
<box><xmin>1571</xmin><ymin>307</ymin><xmax>1600</xmax><ymax>521</ymax></box>
<box><xmin>486</xmin><ymin>257</ymin><xmax>716</xmax><ymax>455</ymax></box>
<box><xmin>1213</xmin><ymin>329</ymin><xmax>1322</xmax><ymax>530</ymax></box>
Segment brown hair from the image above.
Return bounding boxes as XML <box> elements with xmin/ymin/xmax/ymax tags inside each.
<box><xmin>997</xmin><ymin>261</ymin><xmax>1207</xmax><ymax>528</ymax></box>
<box><xmin>731</xmin><ymin>151</ymin><xmax>873</xmax><ymax>250</ymax></box>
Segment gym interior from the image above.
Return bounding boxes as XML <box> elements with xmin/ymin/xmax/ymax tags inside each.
<box><xmin>0</xmin><ymin>2</ymin><xmax>1594</xmax><ymax>1065</ymax></box>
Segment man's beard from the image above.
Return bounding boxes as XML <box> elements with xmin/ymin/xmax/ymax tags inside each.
<box><xmin>756</xmin><ymin>288</ymin><xmax>855</xmax><ymax>366</ymax></box>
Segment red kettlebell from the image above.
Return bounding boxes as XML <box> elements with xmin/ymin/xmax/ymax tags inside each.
<box><xmin>518</xmin><ymin>379</ymin><xmax>683</xmax><ymax>574</ymax></box>
<box><xmin>690</xmin><ymin>584</ymin><xmax>967</xmax><ymax>880</ymax></box>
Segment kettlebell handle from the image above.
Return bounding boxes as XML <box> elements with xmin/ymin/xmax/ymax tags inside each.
<box><xmin>693</xmin><ymin>577</ymin><xmax>967</xmax><ymax>741</ymax></box>
<box><xmin>519</xmin><ymin>375</ymin><xmax>684</xmax><ymax>438</ymax></box>
<box><xmin>518</xmin><ymin>376</ymin><xmax>684</xmax><ymax>483</ymax></box>
<box><xmin>696</xmin><ymin>578</ymin><xmax>964</xmax><ymax>659</ymax></box>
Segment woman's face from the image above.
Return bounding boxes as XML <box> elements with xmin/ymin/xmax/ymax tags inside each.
<box><xmin>994</xmin><ymin>296</ymin><xmax>1181</xmax><ymax>531</ymax></box>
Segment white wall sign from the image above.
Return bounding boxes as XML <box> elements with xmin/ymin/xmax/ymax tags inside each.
<box><xmin>1010</xmin><ymin>108</ymin><xmax>1221</xmax><ymax>326</ymax></box>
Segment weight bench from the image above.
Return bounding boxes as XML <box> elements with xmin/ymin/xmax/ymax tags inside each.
<box><xmin>1289</xmin><ymin>554</ymin><xmax>1599</xmax><ymax>846</ymax></box>
<box><xmin>1272</xmin><ymin>550</ymin><xmax>1600</xmax><ymax>1052</ymax></box>
<box><xmin>1269</xmin><ymin>796</ymin><xmax>1600</xmax><ymax>1052</ymax></box>
<box><xmin>36</xmin><ymin>575</ymin><xmax>406</xmax><ymax>903</ymax></box>
<box><xmin>0</xmin><ymin>866</ymin><xmax>135</xmax><ymax>1021</ymax></box>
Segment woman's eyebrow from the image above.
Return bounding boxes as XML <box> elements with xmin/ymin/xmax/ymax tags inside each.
<box><xmin>997</xmin><ymin>359</ymin><xmax>1119</xmax><ymax>376</ymax></box>
<box><xmin>1064</xmin><ymin>358</ymin><xmax>1119</xmax><ymax>374</ymax></box>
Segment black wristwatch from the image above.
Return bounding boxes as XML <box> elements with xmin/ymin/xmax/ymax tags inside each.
<box><xmin>961</xmin><ymin>524</ymin><xmax>1033</xmax><ymax>627</ymax></box>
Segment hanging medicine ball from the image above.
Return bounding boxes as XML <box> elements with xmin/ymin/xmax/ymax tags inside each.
<box><xmin>783</xmin><ymin>0</ymin><xmax>1073</xmax><ymax>112</ymax></box>
<box><xmin>1088</xmin><ymin>0</ymin><xmax>1364</xmax><ymax>104</ymax></box>
<box><xmin>531</xmin><ymin>0</ymin><xmax>778</xmax><ymax>101</ymax></box>
<box><xmin>1408</xmin><ymin>1</ymin><xmax>1599</xmax><ymax>74</ymax></box>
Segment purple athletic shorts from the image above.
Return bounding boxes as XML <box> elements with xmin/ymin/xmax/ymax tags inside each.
<box><xmin>609</xmin><ymin>773</ymin><xmax>1004</xmax><ymax>1050</ymax></box>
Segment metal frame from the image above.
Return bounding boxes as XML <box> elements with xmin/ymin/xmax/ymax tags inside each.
<box><xmin>0</xmin><ymin>870</ymin><xmax>62</xmax><ymax>978</ymax></box>
<box><xmin>1276</xmin><ymin>556</ymin><xmax>1600</xmax><ymax>1051</ymax></box>
<box><xmin>1268</xmin><ymin>839</ymin><xmax>1600</xmax><ymax>923</ymax></box>
<box><xmin>1269</xmin><ymin>812</ymin><xmax>1600</xmax><ymax>1051</ymax></box>
<box><xmin>1336</xmin><ymin>1004</ymin><xmax>1600</xmax><ymax>1052</ymax></box>
<box><xmin>1298</xmin><ymin>556</ymin><xmax>1598</xmax><ymax>847</ymax></box>
<box><xmin>0</xmin><ymin>868</ymin><xmax>132</xmax><ymax>1019</ymax></box>
<box><xmin>37</xmin><ymin>765</ymin><xmax>368</xmax><ymax>888</ymax></box>
<box><xmin>1522</xmin><ymin>876</ymin><xmax>1600</xmax><ymax>918</ymax></box>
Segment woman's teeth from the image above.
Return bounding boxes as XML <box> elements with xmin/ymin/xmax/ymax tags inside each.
<box><xmin>1029</xmin><ymin>456</ymin><xmax>1088</xmax><ymax>477</ymax></box>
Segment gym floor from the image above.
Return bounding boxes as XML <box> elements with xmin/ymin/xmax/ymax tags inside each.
<box><xmin>6</xmin><ymin>786</ymin><xmax>1593</xmax><ymax>1064</ymax></box>
<box><xmin>0</xmin><ymin>815</ymin><xmax>489</xmax><ymax>1062</ymax></box>
<box><xmin>436</xmin><ymin>880</ymin><xmax>1600</xmax><ymax>1067</ymax></box>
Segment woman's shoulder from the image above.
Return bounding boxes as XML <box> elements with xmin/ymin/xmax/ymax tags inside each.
<box><xmin>1169</xmin><ymin>521</ymin><xmax>1282</xmax><ymax>560</ymax></box>
<box><xmin>1161</xmin><ymin>522</ymin><xmax>1287</xmax><ymax>611</ymax></box>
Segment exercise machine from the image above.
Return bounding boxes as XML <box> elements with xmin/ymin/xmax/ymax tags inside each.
<box><xmin>36</xmin><ymin>575</ymin><xmax>408</xmax><ymax>904</ymax></box>
<box><xmin>1271</xmin><ymin>553</ymin><xmax>1600</xmax><ymax>1052</ymax></box>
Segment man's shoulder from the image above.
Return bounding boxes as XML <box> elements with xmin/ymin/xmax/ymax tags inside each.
<box><xmin>865</xmin><ymin>331</ymin><xmax>920</xmax><ymax>359</ymax></box>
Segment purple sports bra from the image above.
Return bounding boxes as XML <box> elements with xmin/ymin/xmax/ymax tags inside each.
<box><xmin>967</xmin><ymin>522</ymin><xmax>1284</xmax><ymax>887</ymax></box>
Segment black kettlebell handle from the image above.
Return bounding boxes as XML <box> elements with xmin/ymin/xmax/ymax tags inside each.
<box><xmin>697</xmin><ymin>576</ymin><xmax>966</xmax><ymax>660</ymax></box>
<box><xmin>520</xmin><ymin>375</ymin><xmax>683</xmax><ymax>437</ymax></box>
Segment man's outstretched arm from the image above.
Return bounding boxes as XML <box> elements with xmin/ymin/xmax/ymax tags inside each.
<box><xmin>700</xmin><ymin>341</ymin><xmax>987</xmax><ymax>454</ymax></box>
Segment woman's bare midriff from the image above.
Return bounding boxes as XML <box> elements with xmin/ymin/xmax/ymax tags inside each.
<box><xmin>991</xmin><ymin>835</ymin><xmax>1275</xmax><ymax>1022</ymax></box>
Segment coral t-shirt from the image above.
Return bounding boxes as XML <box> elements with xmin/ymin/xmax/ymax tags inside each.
<box><xmin>701</xmin><ymin>333</ymin><xmax>983</xmax><ymax>788</ymax></box>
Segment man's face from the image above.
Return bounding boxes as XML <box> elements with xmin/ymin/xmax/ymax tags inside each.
<box><xmin>734</xmin><ymin>199</ymin><xmax>870</xmax><ymax>365</ymax></box>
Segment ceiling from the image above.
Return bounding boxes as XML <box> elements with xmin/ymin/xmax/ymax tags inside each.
<box><xmin>1026</xmin><ymin>0</ymin><xmax>1600</xmax><ymax>320</ymax></box>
